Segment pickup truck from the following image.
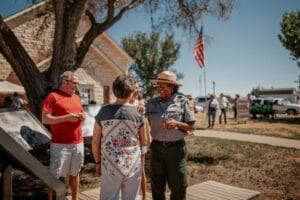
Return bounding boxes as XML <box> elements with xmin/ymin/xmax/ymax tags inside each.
<box><xmin>272</xmin><ymin>99</ymin><xmax>300</xmax><ymax>115</ymax></box>
<box><xmin>250</xmin><ymin>98</ymin><xmax>276</xmax><ymax>118</ymax></box>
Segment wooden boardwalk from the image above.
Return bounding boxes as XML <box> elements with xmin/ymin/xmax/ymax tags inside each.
<box><xmin>67</xmin><ymin>180</ymin><xmax>260</xmax><ymax>200</ymax></box>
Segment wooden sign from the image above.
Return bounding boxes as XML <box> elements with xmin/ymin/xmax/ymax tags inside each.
<box><xmin>0</xmin><ymin>108</ymin><xmax>65</xmax><ymax>199</ymax></box>
<box><xmin>0</xmin><ymin>108</ymin><xmax>50</xmax><ymax>151</ymax></box>
<box><xmin>236</xmin><ymin>98</ymin><xmax>250</xmax><ymax>123</ymax></box>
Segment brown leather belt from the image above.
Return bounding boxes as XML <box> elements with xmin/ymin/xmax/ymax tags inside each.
<box><xmin>152</xmin><ymin>139</ymin><xmax>184</xmax><ymax>148</ymax></box>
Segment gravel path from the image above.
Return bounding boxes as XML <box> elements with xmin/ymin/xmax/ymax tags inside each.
<box><xmin>193</xmin><ymin>130</ymin><xmax>300</xmax><ymax>149</ymax></box>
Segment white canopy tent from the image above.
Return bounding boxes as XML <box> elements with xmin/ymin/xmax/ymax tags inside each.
<box><xmin>0</xmin><ymin>81</ymin><xmax>25</xmax><ymax>95</ymax></box>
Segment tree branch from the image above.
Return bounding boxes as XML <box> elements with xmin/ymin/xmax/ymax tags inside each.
<box><xmin>106</xmin><ymin>0</ymin><xmax>115</xmax><ymax>23</ymax></box>
<box><xmin>75</xmin><ymin>0</ymin><xmax>144</xmax><ymax>68</ymax></box>
<box><xmin>110</xmin><ymin>0</ymin><xmax>144</xmax><ymax>24</ymax></box>
<box><xmin>85</xmin><ymin>9</ymin><xmax>96</xmax><ymax>24</ymax></box>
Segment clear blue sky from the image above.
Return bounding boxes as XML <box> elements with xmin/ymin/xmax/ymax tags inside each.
<box><xmin>1</xmin><ymin>0</ymin><xmax>299</xmax><ymax>98</ymax></box>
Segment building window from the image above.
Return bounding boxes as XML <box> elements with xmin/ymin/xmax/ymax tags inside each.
<box><xmin>78</xmin><ymin>86</ymin><xmax>93</xmax><ymax>105</ymax></box>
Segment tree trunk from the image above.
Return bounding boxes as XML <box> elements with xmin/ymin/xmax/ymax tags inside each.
<box><xmin>48</xmin><ymin>0</ymin><xmax>87</xmax><ymax>88</ymax></box>
<box><xmin>0</xmin><ymin>0</ymin><xmax>143</xmax><ymax>118</ymax></box>
<box><xmin>0</xmin><ymin>17</ymin><xmax>46</xmax><ymax>118</ymax></box>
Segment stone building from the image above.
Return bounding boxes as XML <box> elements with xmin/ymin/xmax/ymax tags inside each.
<box><xmin>0</xmin><ymin>1</ymin><xmax>132</xmax><ymax>105</ymax></box>
<box><xmin>259</xmin><ymin>88</ymin><xmax>300</xmax><ymax>104</ymax></box>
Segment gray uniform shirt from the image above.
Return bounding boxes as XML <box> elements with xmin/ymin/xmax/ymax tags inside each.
<box><xmin>146</xmin><ymin>94</ymin><xmax>196</xmax><ymax>142</ymax></box>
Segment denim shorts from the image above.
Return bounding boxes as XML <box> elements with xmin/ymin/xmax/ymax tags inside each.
<box><xmin>49</xmin><ymin>142</ymin><xmax>84</xmax><ymax>178</ymax></box>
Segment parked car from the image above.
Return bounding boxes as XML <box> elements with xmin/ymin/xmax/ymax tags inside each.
<box><xmin>195</xmin><ymin>105</ymin><xmax>204</xmax><ymax>113</ymax></box>
<box><xmin>272</xmin><ymin>99</ymin><xmax>300</xmax><ymax>115</ymax></box>
<box><xmin>194</xmin><ymin>96</ymin><xmax>209</xmax><ymax>107</ymax></box>
<box><xmin>194</xmin><ymin>96</ymin><xmax>209</xmax><ymax>113</ymax></box>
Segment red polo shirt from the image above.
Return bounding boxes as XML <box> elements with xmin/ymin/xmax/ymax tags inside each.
<box><xmin>42</xmin><ymin>90</ymin><xmax>83</xmax><ymax>144</ymax></box>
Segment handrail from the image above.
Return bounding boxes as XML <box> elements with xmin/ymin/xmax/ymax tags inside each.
<box><xmin>0</xmin><ymin>127</ymin><xmax>65</xmax><ymax>199</ymax></box>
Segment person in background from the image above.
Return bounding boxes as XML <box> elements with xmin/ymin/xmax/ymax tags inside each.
<box><xmin>130</xmin><ymin>82</ymin><xmax>151</xmax><ymax>200</ymax></box>
<box><xmin>186</xmin><ymin>94</ymin><xmax>197</xmax><ymax>113</ymax></box>
<box><xmin>218</xmin><ymin>93</ymin><xmax>229</xmax><ymax>124</ymax></box>
<box><xmin>205</xmin><ymin>94</ymin><xmax>219</xmax><ymax>128</ymax></box>
<box><xmin>145</xmin><ymin>71</ymin><xmax>196</xmax><ymax>200</ymax></box>
<box><xmin>232</xmin><ymin>94</ymin><xmax>240</xmax><ymax>120</ymax></box>
<box><xmin>42</xmin><ymin>71</ymin><xmax>85</xmax><ymax>200</ymax></box>
<box><xmin>92</xmin><ymin>75</ymin><xmax>147</xmax><ymax>200</ymax></box>
<box><xmin>2</xmin><ymin>96</ymin><xmax>12</xmax><ymax>108</ymax></box>
<box><xmin>11</xmin><ymin>92</ymin><xmax>24</xmax><ymax>108</ymax></box>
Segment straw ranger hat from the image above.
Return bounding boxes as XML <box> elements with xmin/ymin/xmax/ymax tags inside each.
<box><xmin>150</xmin><ymin>71</ymin><xmax>182</xmax><ymax>87</ymax></box>
<box><xmin>209</xmin><ymin>93</ymin><xmax>216</xmax><ymax>98</ymax></box>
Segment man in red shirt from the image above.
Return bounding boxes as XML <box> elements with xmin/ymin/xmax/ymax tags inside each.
<box><xmin>42</xmin><ymin>71</ymin><xmax>85</xmax><ymax>200</ymax></box>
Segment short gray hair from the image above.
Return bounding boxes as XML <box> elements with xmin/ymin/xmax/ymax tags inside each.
<box><xmin>59</xmin><ymin>71</ymin><xmax>74</xmax><ymax>84</ymax></box>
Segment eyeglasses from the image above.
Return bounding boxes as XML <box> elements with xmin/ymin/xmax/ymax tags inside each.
<box><xmin>65</xmin><ymin>79</ymin><xmax>79</xmax><ymax>85</ymax></box>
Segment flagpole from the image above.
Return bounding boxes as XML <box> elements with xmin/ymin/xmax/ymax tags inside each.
<box><xmin>204</xmin><ymin>67</ymin><xmax>207</xmax><ymax>98</ymax></box>
<box><xmin>199</xmin><ymin>73</ymin><xmax>202</xmax><ymax>96</ymax></box>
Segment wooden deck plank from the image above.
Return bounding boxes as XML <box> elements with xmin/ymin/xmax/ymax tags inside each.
<box><xmin>67</xmin><ymin>180</ymin><xmax>260</xmax><ymax>200</ymax></box>
<box><xmin>81</xmin><ymin>188</ymin><xmax>99</xmax><ymax>199</ymax></box>
<box><xmin>202</xmin><ymin>181</ymin><xmax>260</xmax><ymax>198</ymax></box>
<box><xmin>190</xmin><ymin>184</ymin><xmax>246</xmax><ymax>199</ymax></box>
<box><xmin>79</xmin><ymin>193</ymin><xmax>96</xmax><ymax>200</ymax></box>
<box><xmin>189</xmin><ymin>188</ymin><xmax>231</xmax><ymax>200</ymax></box>
<box><xmin>188</xmin><ymin>187</ymin><xmax>237</xmax><ymax>200</ymax></box>
<box><xmin>200</xmin><ymin>181</ymin><xmax>253</xmax><ymax>196</ymax></box>
<box><xmin>205</xmin><ymin>180</ymin><xmax>259</xmax><ymax>194</ymax></box>
<box><xmin>186</xmin><ymin>190</ymin><xmax>213</xmax><ymax>200</ymax></box>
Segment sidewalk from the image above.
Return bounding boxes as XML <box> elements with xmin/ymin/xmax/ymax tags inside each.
<box><xmin>193</xmin><ymin>130</ymin><xmax>300</xmax><ymax>149</ymax></box>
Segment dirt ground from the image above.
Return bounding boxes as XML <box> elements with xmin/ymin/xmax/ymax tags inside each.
<box><xmin>2</xmin><ymin>114</ymin><xmax>300</xmax><ymax>200</ymax></box>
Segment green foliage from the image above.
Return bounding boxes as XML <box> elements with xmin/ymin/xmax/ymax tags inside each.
<box><xmin>121</xmin><ymin>32</ymin><xmax>182</xmax><ymax>97</ymax></box>
<box><xmin>251</xmin><ymin>86</ymin><xmax>261</xmax><ymax>97</ymax></box>
<box><xmin>278</xmin><ymin>10</ymin><xmax>300</xmax><ymax>67</ymax></box>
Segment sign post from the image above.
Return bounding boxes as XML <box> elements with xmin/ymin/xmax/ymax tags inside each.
<box><xmin>236</xmin><ymin>98</ymin><xmax>250</xmax><ymax>123</ymax></box>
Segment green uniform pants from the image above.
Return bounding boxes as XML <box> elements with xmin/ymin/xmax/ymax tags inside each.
<box><xmin>150</xmin><ymin>140</ymin><xmax>188</xmax><ymax>200</ymax></box>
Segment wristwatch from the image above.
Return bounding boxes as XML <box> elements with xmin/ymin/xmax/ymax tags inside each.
<box><xmin>95</xmin><ymin>161</ymin><xmax>100</xmax><ymax>165</ymax></box>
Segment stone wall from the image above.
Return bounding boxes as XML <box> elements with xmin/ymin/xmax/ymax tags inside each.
<box><xmin>0</xmin><ymin>13</ymin><xmax>54</xmax><ymax>81</ymax></box>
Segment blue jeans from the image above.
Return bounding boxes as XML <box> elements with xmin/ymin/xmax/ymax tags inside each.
<box><xmin>207</xmin><ymin>111</ymin><xmax>216</xmax><ymax>128</ymax></box>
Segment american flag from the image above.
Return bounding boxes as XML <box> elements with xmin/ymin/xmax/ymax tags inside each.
<box><xmin>194</xmin><ymin>26</ymin><xmax>205</xmax><ymax>68</ymax></box>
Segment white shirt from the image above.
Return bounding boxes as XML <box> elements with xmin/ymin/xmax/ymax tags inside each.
<box><xmin>218</xmin><ymin>96</ymin><xmax>228</xmax><ymax>109</ymax></box>
<box><xmin>204</xmin><ymin>98</ymin><xmax>219</xmax><ymax>113</ymax></box>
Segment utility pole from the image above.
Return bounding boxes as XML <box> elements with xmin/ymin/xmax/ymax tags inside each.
<box><xmin>295</xmin><ymin>75</ymin><xmax>300</xmax><ymax>90</ymax></box>
<box><xmin>212</xmin><ymin>81</ymin><xmax>215</xmax><ymax>95</ymax></box>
